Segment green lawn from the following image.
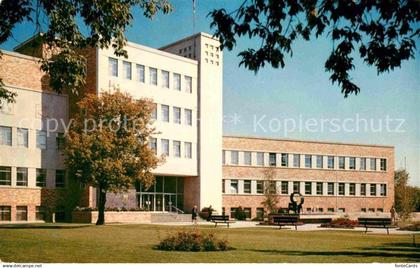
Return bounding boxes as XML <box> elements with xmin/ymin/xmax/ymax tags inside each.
<box><xmin>0</xmin><ymin>224</ymin><xmax>418</xmax><ymax>263</ymax></box>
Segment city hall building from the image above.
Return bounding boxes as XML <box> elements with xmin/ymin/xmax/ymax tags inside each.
<box><xmin>0</xmin><ymin>33</ymin><xmax>394</xmax><ymax>222</ymax></box>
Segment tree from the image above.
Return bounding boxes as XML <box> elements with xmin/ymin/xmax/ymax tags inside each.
<box><xmin>260</xmin><ymin>168</ymin><xmax>279</xmax><ymax>215</ymax></box>
<box><xmin>0</xmin><ymin>0</ymin><xmax>172</xmax><ymax>107</ymax></box>
<box><xmin>64</xmin><ymin>91</ymin><xmax>161</xmax><ymax>225</ymax></box>
<box><xmin>209</xmin><ymin>0</ymin><xmax>419</xmax><ymax>97</ymax></box>
<box><xmin>394</xmin><ymin>169</ymin><xmax>415</xmax><ymax>220</ymax></box>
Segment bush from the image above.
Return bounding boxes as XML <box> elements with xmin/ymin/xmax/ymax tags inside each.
<box><xmin>234</xmin><ymin>207</ymin><xmax>247</xmax><ymax>220</ymax></box>
<box><xmin>156</xmin><ymin>231</ymin><xmax>233</xmax><ymax>252</ymax></box>
<box><xmin>321</xmin><ymin>217</ymin><xmax>359</xmax><ymax>228</ymax></box>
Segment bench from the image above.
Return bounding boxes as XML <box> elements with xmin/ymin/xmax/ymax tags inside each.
<box><xmin>269</xmin><ymin>214</ymin><xmax>302</xmax><ymax>230</ymax></box>
<box><xmin>210</xmin><ymin>215</ymin><xmax>236</xmax><ymax>228</ymax></box>
<box><xmin>358</xmin><ymin>217</ymin><xmax>393</xmax><ymax>234</ymax></box>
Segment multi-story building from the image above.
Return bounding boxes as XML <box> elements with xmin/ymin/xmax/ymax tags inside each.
<box><xmin>222</xmin><ymin>136</ymin><xmax>394</xmax><ymax>219</ymax></box>
<box><xmin>0</xmin><ymin>32</ymin><xmax>394</xmax><ymax>223</ymax></box>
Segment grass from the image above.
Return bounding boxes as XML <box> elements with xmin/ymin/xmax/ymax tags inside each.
<box><xmin>0</xmin><ymin>223</ymin><xmax>418</xmax><ymax>263</ymax></box>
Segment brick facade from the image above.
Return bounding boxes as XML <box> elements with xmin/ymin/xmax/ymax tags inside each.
<box><xmin>222</xmin><ymin>136</ymin><xmax>394</xmax><ymax>219</ymax></box>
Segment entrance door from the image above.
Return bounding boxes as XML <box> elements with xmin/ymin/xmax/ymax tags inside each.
<box><xmin>155</xmin><ymin>194</ymin><xmax>163</xmax><ymax>211</ymax></box>
<box><xmin>164</xmin><ymin>194</ymin><xmax>176</xmax><ymax>212</ymax></box>
<box><xmin>141</xmin><ymin>194</ymin><xmax>154</xmax><ymax>211</ymax></box>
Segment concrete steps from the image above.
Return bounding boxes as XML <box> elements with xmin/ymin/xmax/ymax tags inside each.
<box><xmin>150</xmin><ymin>213</ymin><xmax>193</xmax><ymax>223</ymax></box>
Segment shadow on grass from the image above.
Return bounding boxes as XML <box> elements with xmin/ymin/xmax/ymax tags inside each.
<box><xmin>245</xmin><ymin>242</ymin><xmax>420</xmax><ymax>262</ymax></box>
<box><xmin>0</xmin><ymin>223</ymin><xmax>92</xmax><ymax>229</ymax></box>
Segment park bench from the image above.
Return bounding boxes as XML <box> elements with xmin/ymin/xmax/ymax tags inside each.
<box><xmin>210</xmin><ymin>215</ymin><xmax>236</xmax><ymax>228</ymax></box>
<box><xmin>269</xmin><ymin>214</ymin><xmax>303</xmax><ymax>230</ymax></box>
<box><xmin>358</xmin><ymin>217</ymin><xmax>393</xmax><ymax>235</ymax></box>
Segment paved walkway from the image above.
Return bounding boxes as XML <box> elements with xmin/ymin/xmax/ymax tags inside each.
<box><xmin>150</xmin><ymin>221</ymin><xmax>420</xmax><ymax>235</ymax></box>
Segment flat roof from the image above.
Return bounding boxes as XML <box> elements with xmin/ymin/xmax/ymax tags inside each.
<box><xmin>223</xmin><ymin>135</ymin><xmax>394</xmax><ymax>149</ymax></box>
<box><xmin>159</xmin><ymin>32</ymin><xmax>218</xmax><ymax>50</ymax></box>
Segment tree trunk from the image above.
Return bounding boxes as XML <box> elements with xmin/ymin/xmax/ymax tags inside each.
<box><xmin>96</xmin><ymin>187</ymin><xmax>106</xmax><ymax>225</ymax></box>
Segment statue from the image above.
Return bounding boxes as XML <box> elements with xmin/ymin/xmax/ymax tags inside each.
<box><xmin>288</xmin><ymin>192</ymin><xmax>304</xmax><ymax>214</ymax></box>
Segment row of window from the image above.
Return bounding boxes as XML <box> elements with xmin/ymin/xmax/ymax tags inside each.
<box><xmin>148</xmin><ymin>138</ymin><xmax>193</xmax><ymax>159</ymax></box>
<box><xmin>108</xmin><ymin>58</ymin><xmax>193</xmax><ymax>93</ymax></box>
<box><xmin>0</xmin><ymin>205</ymin><xmax>65</xmax><ymax>222</ymax></box>
<box><xmin>153</xmin><ymin>104</ymin><xmax>193</xmax><ymax>126</ymax></box>
<box><xmin>0</xmin><ymin>167</ymin><xmax>65</xmax><ymax>188</ymax></box>
<box><xmin>222</xmin><ymin>179</ymin><xmax>387</xmax><ymax>197</ymax></box>
<box><xmin>0</xmin><ymin>125</ymin><xmax>63</xmax><ymax>150</ymax></box>
<box><xmin>223</xmin><ymin>207</ymin><xmax>385</xmax><ymax>219</ymax></box>
<box><xmin>223</xmin><ymin>150</ymin><xmax>387</xmax><ymax>171</ymax></box>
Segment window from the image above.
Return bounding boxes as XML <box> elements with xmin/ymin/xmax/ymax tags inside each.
<box><xmin>173</xmin><ymin>107</ymin><xmax>181</xmax><ymax>124</ymax></box>
<box><xmin>327</xmin><ymin>156</ymin><xmax>334</xmax><ymax>169</ymax></box>
<box><xmin>256</xmin><ymin>152</ymin><xmax>264</xmax><ymax>166</ymax></box>
<box><xmin>36</xmin><ymin>206</ymin><xmax>45</xmax><ymax>221</ymax></box>
<box><xmin>173</xmin><ymin>73</ymin><xmax>181</xmax><ymax>90</ymax></box>
<box><xmin>338</xmin><ymin>157</ymin><xmax>345</xmax><ymax>169</ymax></box>
<box><xmin>305</xmin><ymin>155</ymin><xmax>312</xmax><ymax>168</ymax></box>
<box><xmin>243</xmin><ymin>208</ymin><xmax>251</xmax><ymax>219</ymax></box>
<box><xmin>161</xmin><ymin>139</ymin><xmax>169</xmax><ymax>156</ymax></box>
<box><xmin>0</xmin><ymin>206</ymin><xmax>11</xmax><ymax>221</ymax></box>
<box><xmin>16</xmin><ymin>167</ymin><xmax>28</xmax><ymax>186</ymax></box>
<box><xmin>222</xmin><ymin>150</ymin><xmax>226</xmax><ymax>164</ymax></box>
<box><xmin>231</xmin><ymin>151</ymin><xmax>239</xmax><ymax>165</ymax></box>
<box><xmin>184</xmin><ymin>142</ymin><xmax>192</xmax><ymax>159</ymax></box>
<box><xmin>328</xmin><ymin>182</ymin><xmax>334</xmax><ymax>195</ymax></box>
<box><xmin>349</xmin><ymin>183</ymin><xmax>356</xmax><ymax>195</ymax></box>
<box><xmin>360</xmin><ymin>158</ymin><xmax>366</xmax><ymax>170</ymax></box>
<box><xmin>222</xmin><ymin>179</ymin><xmax>225</xmax><ymax>193</ymax></box>
<box><xmin>281</xmin><ymin>153</ymin><xmax>288</xmax><ymax>167</ymax></box>
<box><xmin>149</xmin><ymin>137</ymin><xmax>157</xmax><ymax>154</ymax></box>
<box><xmin>305</xmin><ymin>182</ymin><xmax>312</xmax><ymax>195</ymax></box>
<box><xmin>370</xmin><ymin>158</ymin><xmax>376</xmax><ymax>171</ymax></box>
<box><xmin>149</xmin><ymin>67</ymin><xmax>157</xmax><ymax>85</ymax></box>
<box><xmin>56</xmin><ymin>133</ymin><xmax>64</xmax><ymax>150</ymax></box>
<box><xmin>55</xmin><ymin>206</ymin><xmax>66</xmax><ymax>222</ymax></box>
<box><xmin>16</xmin><ymin>206</ymin><xmax>27</xmax><ymax>221</ymax></box>
<box><xmin>230</xmin><ymin>208</ymin><xmax>237</xmax><ymax>219</ymax></box>
<box><xmin>244</xmin><ymin>152</ymin><xmax>252</xmax><ymax>165</ymax></box>
<box><xmin>316</xmin><ymin>155</ymin><xmax>323</xmax><ymax>168</ymax></box>
<box><xmin>327</xmin><ymin>208</ymin><xmax>334</xmax><ymax>213</ymax></box>
<box><xmin>338</xmin><ymin>183</ymin><xmax>345</xmax><ymax>195</ymax></box>
<box><xmin>108</xmin><ymin>58</ymin><xmax>118</xmax><ymax>77</ymax></box>
<box><xmin>36</xmin><ymin>130</ymin><xmax>47</xmax><ymax>149</ymax></box>
<box><xmin>380</xmin><ymin>184</ymin><xmax>387</xmax><ymax>196</ymax></box>
<box><xmin>56</xmin><ymin>170</ymin><xmax>65</xmax><ymax>188</ymax></box>
<box><xmin>185</xmin><ymin>76</ymin><xmax>192</xmax><ymax>93</ymax></box>
<box><xmin>17</xmin><ymin>128</ymin><xmax>28</xmax><ymax>147</ymax></box>
<box><xmin>244</xmin><ymin>180</ymin><xmax>251</xmax><ymax>193</ymax></box>
<box><xmin>136</xmin><ymin>64</ymin><xmax>145</xmax><ymax>82</ymax></box>
<box><xmin>184</xmin><ymin>109</ymin><xmax>192</xmax><ymax>126</ymax></box>
<box><xmin>293</xmin><ymin>181</ymin><xmax>300</xmax><ymax>193</ymax></box>
<box><xmin>0</xmin><ymin>166</ymin><xmax>11</xmax><ymax>186</ymax></box>
<box><xmin>123</xmin><ymin>61</ymin><xmax>132</xmax><ymax>79</ymax></box>
<box><xmin>161</xmin><ymin>105</ymin><xmax>169</xmax><ymax>122</ymax></box>
<box><xmin>368</xmin><ymin>208</ymin><xmax>375</xmax><ymax>212</ymax></box>
<box><xmin>316</xmin><ymin>182</ymin><xmax>323</xmax><ymax>195</ymax></box>
<box><xmin>293</xmin><ymin>154</ymin><xmax>300</xmax><ymax>167</ymax></box>
<box><xmin>370</xmin><ymin>184</ymin><xmax>377</xmax><ymax>196</ymax></box>
<box><xmin>360</xmin><ymin>183</ymin><xmax>366</xmax><ymax>196</ymax></box>
<box><xmin>256</xmin><ymin>181</ymin><xmax>264</xmax><ymax>194</ymax></box>
<box><xmin>349</xmin><ymin>157</ymin><xmax>356</xmax><ymax>170</ymax></box>
<box><xmin>161</xmin><ymin>70</ymin><xmax>169</xmax><ymax>88</ymax></box>
<box><xmin>0</xmin><ymin>126</ymin><xmax>12</xmax><ymax>146</ymax></box>
<box><xmin>281</xmin><ymin>181</ymin><xmax>288</xmax><ymax>194</ymax></box>
<box><xmin>230</xmin><ymin>180</ymin><xmax>238</xmax><ymax>194</ymax></box>
<box><xmin>380</xmin><ymin>159</ymin><xmax>387</xmax><ymax>171</ymax></box>
<box><xmin>173</xmin><ymin>141</ymin><xmax>181</xmax><ymax>157</ymax></box>
<box><xmin>36</xmin><ymin>169</ymin><xmax>46</xmax><ymax>187</ymax></box>
<box><xmin>338</xmin><ymin>208</ymin><xmax>345</xmax><ymax>213</ymax></box>
<box><xmin>269</xmin><ymin>153</ymin><xmax>276</xmax><ymax>166</ymax></box>
<box><xmin>377</xmin><ymin>208</ymin><xmax>384</xmax><ymax>212</ymax></box>
<box><xmin>361</xmin><ymin>208</ymin><xmax>367</xmax><ymax>212</ymax></box>
<box><xmin>266</xmin><ymin>181</ymin><xmax>277</xmax><ymax>194</ymax></box>
<box><xmin>151</xmin><ymin>104</ymin><xmax>157</xmax><ymax>120</ymax></box>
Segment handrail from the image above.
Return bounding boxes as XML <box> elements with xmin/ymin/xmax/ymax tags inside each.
<box><xmin>171</xmin><ymin>205</ymin><xmax>184</xmax><ymax>214</ymax></box>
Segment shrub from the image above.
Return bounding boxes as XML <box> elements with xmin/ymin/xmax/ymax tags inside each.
<box><xmin>234</xmin><ymin>207</ymin><xmax>247</xmax><ymax>220</ymax></box>
<box><xmin>322</xmin><ymin>217</ymin><xmax>359</xmax><ymax>228</ymax></box>
<box><xmin>156</xmin><ymin>231</ymin><xmax>233</xmax><ymax>251</ymax></box>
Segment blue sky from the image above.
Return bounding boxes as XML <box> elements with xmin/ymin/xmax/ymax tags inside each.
<box><xmin>2</xmin><ymin>0</ymin><xmax>419</xmax><ymax>186</ymax></box>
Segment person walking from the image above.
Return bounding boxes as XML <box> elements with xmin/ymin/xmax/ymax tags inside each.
<box><xmin>192</xmin><ymin>205</ymin><xmax>198</xmax><ymax>225</ymax></box>
<box><xmin>207</xmin><ymin>205</ymin><xmax>213</xmax><ymax>221</ymax></box>
<box><xmin>390</xmin><ymin>205</ymin><xmax>396</xmax><ymax>224</ymax></box>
